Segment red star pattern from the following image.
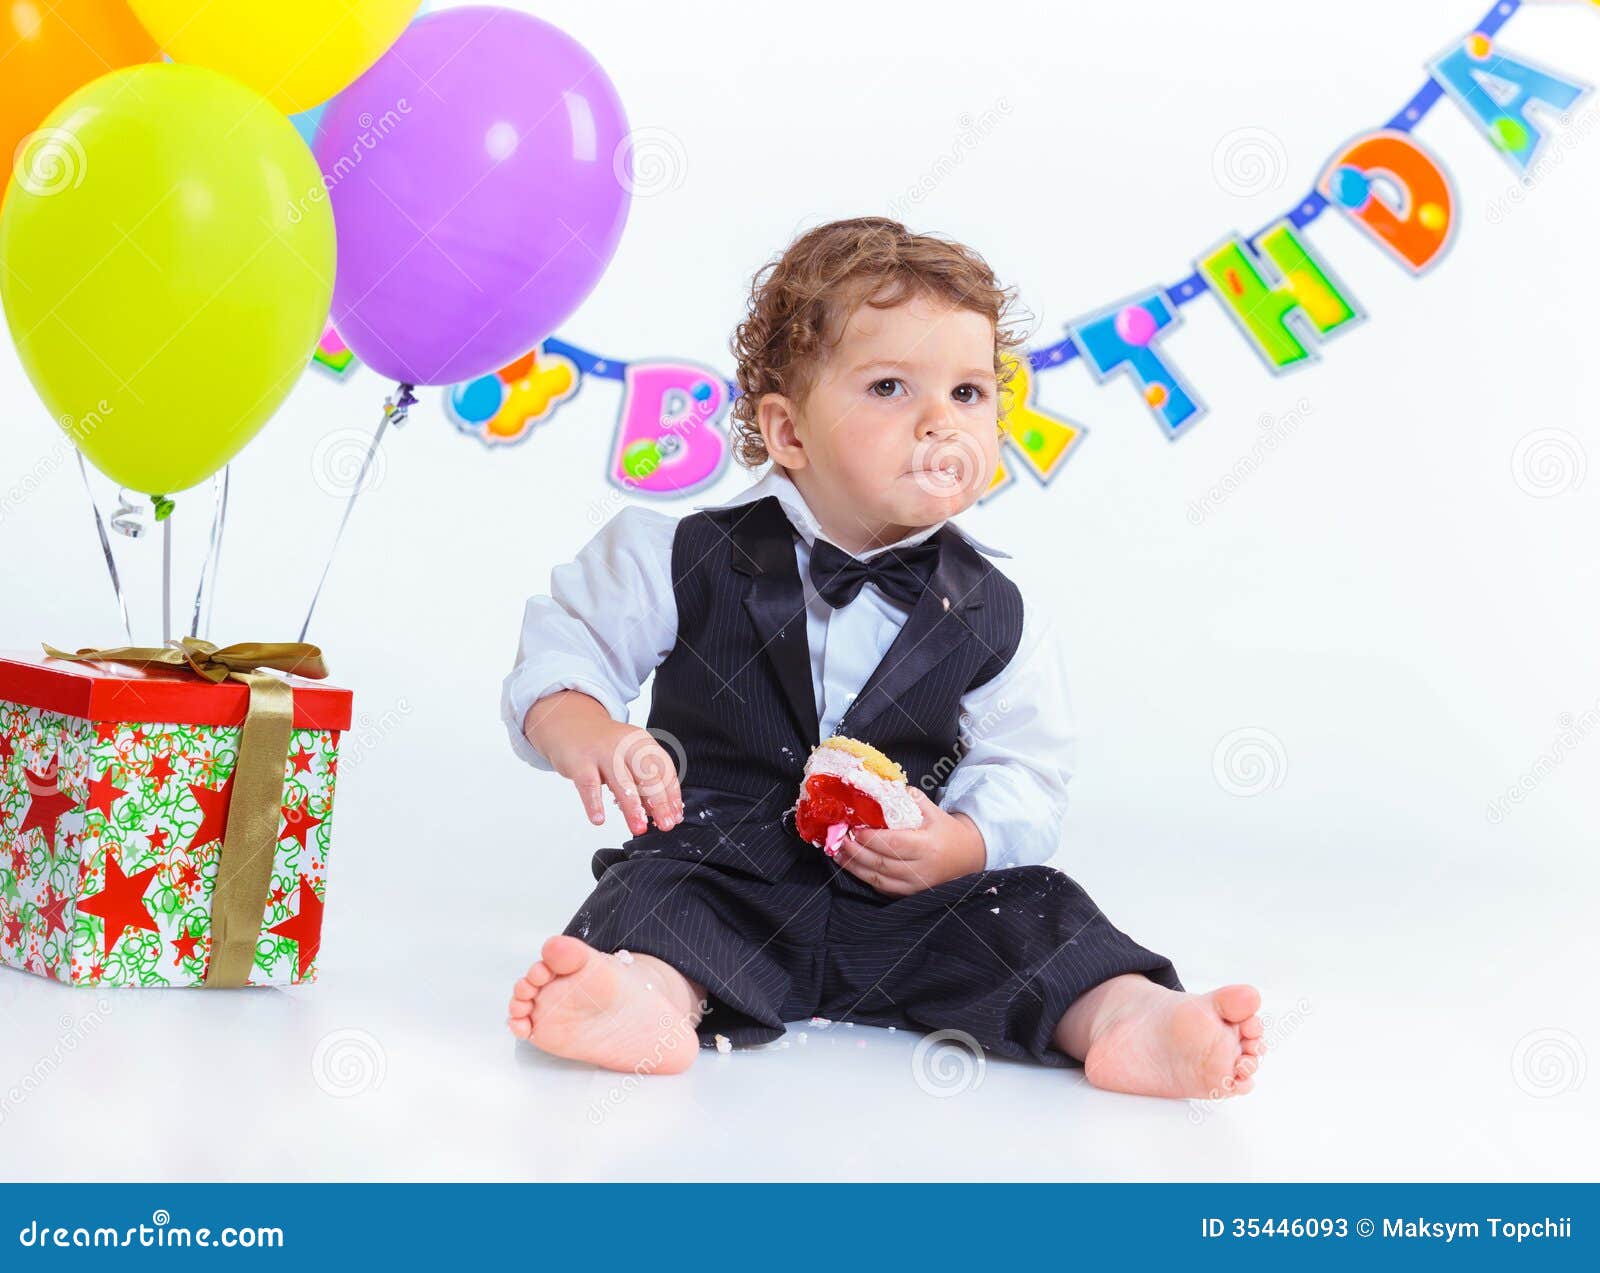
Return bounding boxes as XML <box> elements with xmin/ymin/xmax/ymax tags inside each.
<box><xmin>187</xmin><ymin>778</ymin><xmax>234</xmax><ymax>851</ymax></box>
<box><xmin>171</xmin><ymin>931</ymin><xmax>202</xmax><ymax>965</ymax></box>
<box><xmin>146</xmin><ymin>753</ymin><xmax>176</xmax><ymax>790</ymax></box>
<box><xmin>36</xmin><ymin>885</ymin><xmax>71</xmax><ymax>937</ymax></box>
<box><xmin>278</xmin><ymin>799</ymin><xmax>324</xmax><ymax>850</ymax></box>
<box><xmin>4</xmin><ymin>708</ymin><xmax>345</xmax><ymax>986</ymax></box>
<box><xmin>76</xmin><ymin>850</ymin><xmax>160</xmax><ymax>956</ymax></box>
<box><xmin>84</xmin><ymin>767</ymin><xmax>127</xmax><ymax>819</ymax></box>
<box><xmin>266</xmin><ymin>873</ymin><xmax>324</xmax><ymax>978</ymax></box>
<box><xmin>17</xmin><ymin>761</ymin><xmax>77</xmax><ymax>854</ymax></box>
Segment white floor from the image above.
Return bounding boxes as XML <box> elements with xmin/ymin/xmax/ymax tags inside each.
<box><xmin>2</xmin><ymin>650</ymin><xmax>1595</xmax><ymax>1181</ymax></box>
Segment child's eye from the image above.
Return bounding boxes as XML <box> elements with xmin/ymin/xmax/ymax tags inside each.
<box><xmin>952</xmin><ymin>383</ymin><xmax>988</xmax><ymax>405</ymax></box>
<box><xmin>868</xmin><ymin>378</ymin><xmax>905</xmax><ymax>399</ymax></box>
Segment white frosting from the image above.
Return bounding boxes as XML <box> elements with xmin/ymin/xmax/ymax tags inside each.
<box><xmin>797</xmin><ymin>744</ymin><xmax>922</xmax><ymax>830</ymax></box>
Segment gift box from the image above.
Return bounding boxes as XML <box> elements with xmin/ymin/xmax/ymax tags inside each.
<box><xmin>0</xmin><ymin>645</ymin><xmax>352</xmax><ymax>988</ymax></box>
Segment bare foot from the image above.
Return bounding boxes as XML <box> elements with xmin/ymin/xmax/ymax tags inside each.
<box><xmin>1055</xmin><ymin>974</ymin><xmax>1265</xmax><ymax>1100</ymax></box>
<box><xmin>506</xmin><ymin>935</ymin><xmax>704</xmax><ymax>1075</ymax></box>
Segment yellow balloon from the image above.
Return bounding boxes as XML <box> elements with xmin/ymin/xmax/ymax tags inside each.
<box><xmin>129</xmin><ymin>0</ymin><xmax>419</xmax><ymax>114</ymax></box>
<box><xmin>0</xmin><ymin>64</ymin><xmax>335</xmax><ymax>495</ymax></box>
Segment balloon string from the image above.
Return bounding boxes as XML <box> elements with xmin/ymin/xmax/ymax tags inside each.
<box><xmin>75</xmin><ymin>452</ymin><xmax>134</xmax><ymax>644</ymax></box>
<box><xmin>109</xmin><ymin>489</ymin><xmax>147</xmax><ymax>539</ymax></box>
<box><xmin>298</xmin><ymin>382</ymin><xmax>416</xmax><ymax>642</ymax></box>
<box><xmin>161</xmin><ymin>514</ymin><xmax>172</xmax><ymax>646</ymax></box>
<box><xmin>207</xmin><ymin>466</ymin><xmax>230</xmax><ymax>640</ymax></box>
<box><xmin>189</xmin><ymin>465</ymin><xmax>231</xmax><ymax>639</ymax></box>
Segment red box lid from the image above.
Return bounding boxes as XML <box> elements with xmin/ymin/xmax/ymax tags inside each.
<box><xmin>0</xmin><ymin>650</ymin><xmax>353</xmax><ymax>731</ymax></box>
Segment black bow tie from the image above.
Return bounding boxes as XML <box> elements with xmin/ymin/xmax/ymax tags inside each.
<box><xmin>808</xmin><ymin>536</ymin><xmax>940</xmax><ymax>610</ymax></box>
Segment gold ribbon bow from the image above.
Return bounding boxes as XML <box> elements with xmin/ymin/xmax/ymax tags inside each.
<box><xmin>43</xmin><ymin>639</ymin><xmax>328</xmax><ymax>988</ymax></box>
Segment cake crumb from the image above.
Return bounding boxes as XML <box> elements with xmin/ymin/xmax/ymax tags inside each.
<box><xmin>989</xmin><ymin>907</ymin><xmax>1000</xmax><ymax>914</ymax></box>
<box><xmin>614</xmin><ymin>949</ymin><xmax>635</xmax><ymax>965</ymax></box>
<box><xmin>714</xmin><ymin>1034</ymin><xmax>732</xmax><ymax>1054</ymax></box>
<box><xmin>809</xmin><ymin>1016</ymin><xmax>833</xmax><ymax>1029</ymax></box>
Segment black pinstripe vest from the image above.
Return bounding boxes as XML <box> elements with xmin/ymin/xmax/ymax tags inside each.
<box><xmin>644</xmin><ymin>495</ymin><xmax>1025</xmax><ymax>813</ymax></box>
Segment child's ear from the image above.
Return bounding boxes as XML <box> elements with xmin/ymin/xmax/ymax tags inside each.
<box><xmin>757</xmin><ymin>392</ymin><xmax>808</xmax><ymax>470</ymax></box>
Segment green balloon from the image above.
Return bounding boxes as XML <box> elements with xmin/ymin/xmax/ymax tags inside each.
<box><xmin>1</xmin><ymin>63</ymin><xmax>335</xmax><ymax>495</ymax></box>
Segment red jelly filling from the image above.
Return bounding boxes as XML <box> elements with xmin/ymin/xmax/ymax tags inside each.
<box><xmin>794</xmin><ymin>772</ymin><xmax>888</xmax><ymax>847</ymax></box>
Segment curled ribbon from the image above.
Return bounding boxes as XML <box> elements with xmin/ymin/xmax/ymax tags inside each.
<box><xmin>109</xmin><ymin>490</ymin><xmax>147</xmax><ymax>539</ymax></box>
<box><xmin>43</xmin><ymin>639</ymin><xmax>329</xmax><ymax>988</ymax></box>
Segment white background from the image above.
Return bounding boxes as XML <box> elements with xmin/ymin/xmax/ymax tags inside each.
<box><xmin>1</xmin><ymin>0</ymin><xmax>1596</xmax><ymax>1180</ymax></box>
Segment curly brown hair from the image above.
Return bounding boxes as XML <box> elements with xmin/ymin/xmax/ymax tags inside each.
<box><xmin>728</xmin><ymin>217</ymin><xmax>1030</xmax><ymax>469</ymax></box>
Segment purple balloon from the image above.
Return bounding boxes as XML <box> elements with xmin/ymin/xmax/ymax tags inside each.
<box><xmin>316</xmin><ymin>6</ymin><xmax>632</xmax><ymax>386</ymax></box>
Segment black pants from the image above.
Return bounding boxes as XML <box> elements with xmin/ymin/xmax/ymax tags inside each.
<box><xmin>561</xmin><ymin>794</ymin><xmax>1182</xmax><ymax>1067</ymax></box>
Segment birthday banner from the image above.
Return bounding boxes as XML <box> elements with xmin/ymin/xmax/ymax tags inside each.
<box><xmin>311</xmin><ymin>0</ymin><xmax>1595</xmax><ymax>503</ymax></box>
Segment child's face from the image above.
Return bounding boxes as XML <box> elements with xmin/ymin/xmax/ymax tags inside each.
<box><xmin>760</xmin><ymin>291</ymin><xmax>1002</xmax><ymax>549</ymax></box>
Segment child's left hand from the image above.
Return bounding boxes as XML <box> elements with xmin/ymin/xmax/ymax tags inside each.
<box><xmin>834</xmin><ymin>788</ymin><xmax>987</xmax><ymax>895</ymax></box>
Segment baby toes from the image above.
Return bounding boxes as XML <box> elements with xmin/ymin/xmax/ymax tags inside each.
<box><xmin>527</xmin><ymin>960</ymin><xmax>555</xmax><ymax>988</ymax></box>
<box><xmin>1241</xmin><ymin>1036</ymin><xmax>1266</xmax><ymax>1056</ymax></box>
<box><xmin>1238</xmin><ymin>1013</ymin><xmax>1263</xmax><ymax>1040</ymax></box>
<box><xmin>507</xmin><ymin>993</ymin><xmax>535</xmax><ymax>1037</ymax></box>
<box><xmin>1235</xmin><ymin>1053</ymin><xmax>1259</xmax><ymax>1080</ymax></box>
<box><xmin>1212</xmin><ymin>984</ymin><xmax>1261</xmax><ymax>1025</ymax></box>
<box><xmin>508</xmin><ymin>971</ymin><xmax>543</xmax><ymax>1037</ymax></box>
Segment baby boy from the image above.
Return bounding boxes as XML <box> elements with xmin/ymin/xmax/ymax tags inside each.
<box><xmin>501</xmin><ymin>217</ymin><xmax>1264</xmax><ymax>1099</ymax></box>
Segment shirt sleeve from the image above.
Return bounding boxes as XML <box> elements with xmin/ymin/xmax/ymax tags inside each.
<box><xmin>937</xmin><ymin>600</ymin><xmax>1076</xmax><ymax>870</ymax></box>
<box><xmin>501</xmin><ymin>504</ymin><xmax>681</xmax><ymax>770</ymax></box>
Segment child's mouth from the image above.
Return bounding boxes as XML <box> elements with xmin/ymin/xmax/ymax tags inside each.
<box><xmin>907</xmin><ymin>465</ymin><xmax>965</xmax><ymax>489</ymax></box>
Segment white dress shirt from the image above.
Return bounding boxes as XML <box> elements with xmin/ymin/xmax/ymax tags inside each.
<box><xmin>500</xmin><ymin>466</ymin><xmax>1077</xmax><ymax>870</ymax></box>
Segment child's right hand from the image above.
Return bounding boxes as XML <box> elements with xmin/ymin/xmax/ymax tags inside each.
<box><xmin>523</xmin><ymin>690</ymin><xmax>684</xmax><ymax>835</ymax></box>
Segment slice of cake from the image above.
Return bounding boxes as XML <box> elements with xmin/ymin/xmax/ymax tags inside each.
<box><xmin>792</xmin><ymin>735</ymin><xmax>923</xmax><ymax>857</ymax></box>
